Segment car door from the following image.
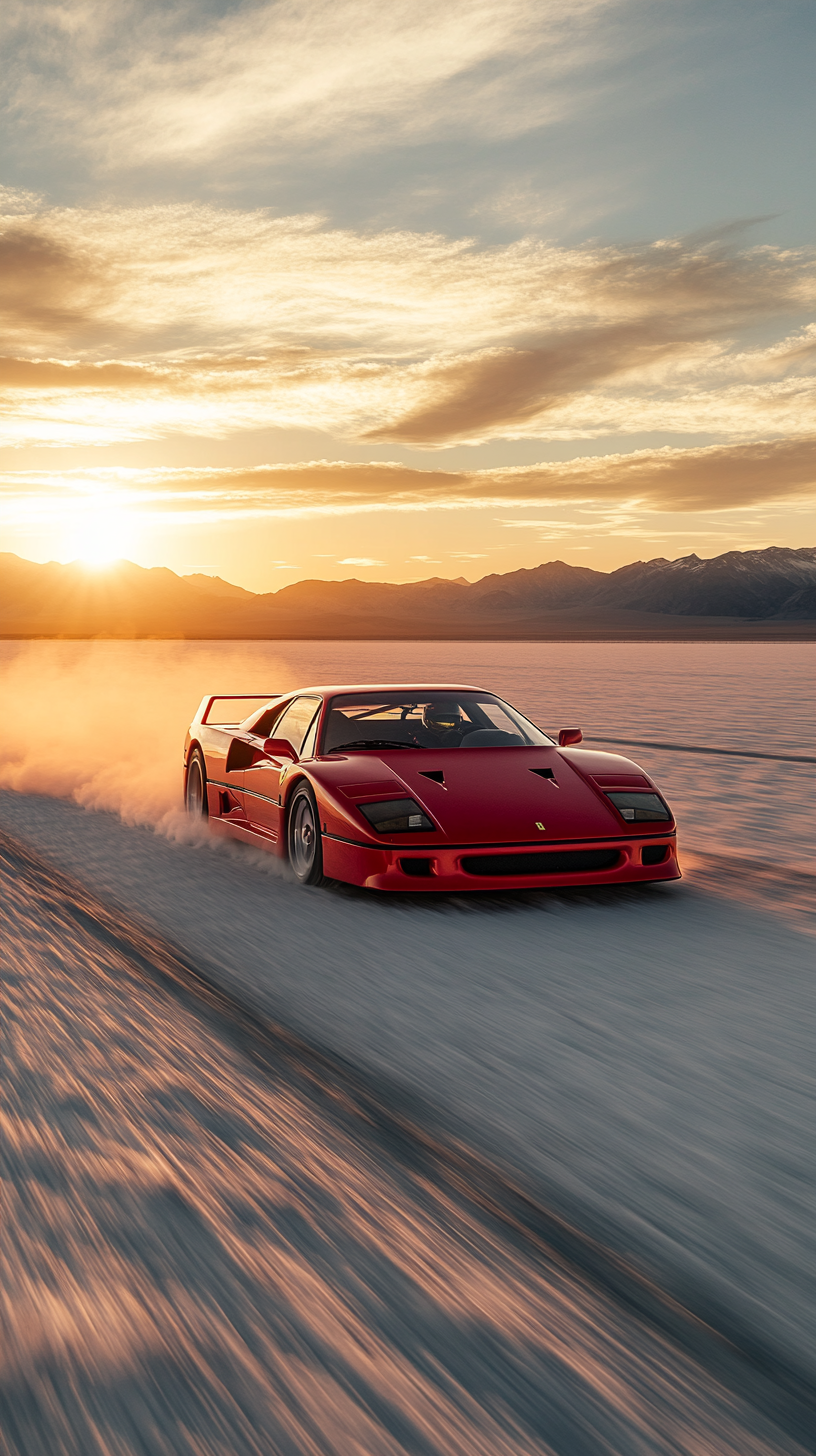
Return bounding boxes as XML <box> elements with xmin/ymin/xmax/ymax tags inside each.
<box><xmin>243</xmin><ymin>696</ymin><xmax>322</xmax><ymax>840</ymax></box>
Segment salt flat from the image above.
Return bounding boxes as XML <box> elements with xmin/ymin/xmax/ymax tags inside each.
<box><xmin>2</xmin><ymin>786</ymin><xmax>813</xmax><ymax>1404</ymax></box>
<box><xmin>5</xmin><ymin>841</ymin><xmax>808</xmax><ymax>1456</ymax></box>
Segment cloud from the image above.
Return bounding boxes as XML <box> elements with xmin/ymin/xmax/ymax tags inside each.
<box><xmin>5</xmin><ymin>438</ymin><xmax>813</xmax><ymax>522</ymax></box>
<box><xmin>1</xmin><ymin>0</ymin><xmax>621</xmax><ymax>177</ymax></box>
<box><xmin>3</xmin><ymin>203</ymin><xmax>809</xmax><ymax>351</ymax></box>
<box><xmin>364</xmin><ymin>328</ymin><xmax>704</xmax><ymax>444</ymax></box>
<box><xmin>210</xmin><ymin>437</ymin><xmax>816</xmax><ymax>512</ymax></box>
<box><xmin>0</xmin><ymin>226</ymin><xmax>108</xmax><ymax>345</ymax></box>
<box><xmin>2</xmin><ymin>362</ymin><xmax>810</xmax><ymax>450</ymax></box>
<box><xmin>0</xmin><ymin>201</ymin><xmax>812</xmax><ymax>448</ymax></box>
<box><xmin>0</xmin><ymin>356</ymin><xmax>170</xmax><ymax>388</ymax></box>
<box><xmin>361</xmin><ymin>244</ymin><xmax>815</xmax><ymax>442</ymax></box>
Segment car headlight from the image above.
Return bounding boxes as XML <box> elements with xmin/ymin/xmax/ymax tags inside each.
<box><xmin>359</xmin><ymin>798</ymin><xmax>435</xmax><ymax>833</ymax></box>
<box><xmin>605</xmin><ymin>791</ymin><xmax>671</xmax><ymax>822</ymax></box>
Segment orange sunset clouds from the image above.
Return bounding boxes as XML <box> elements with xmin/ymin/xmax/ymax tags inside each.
<box><xmin>1</xmin><ymin>0</ymin><xmax>813</xmax><ymax>583</ymax></box>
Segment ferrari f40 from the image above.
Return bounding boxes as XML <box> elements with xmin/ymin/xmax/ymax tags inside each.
<box><xmin>183</xmin><ymin>684</ymin><xmax>680</xmax><ymax>891</ymax></box>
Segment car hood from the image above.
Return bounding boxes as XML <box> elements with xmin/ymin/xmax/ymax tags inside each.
<box><xmin>321</xmin><ymin>745</ymin><xmax>631</xmax><ymax>844</ymax></box>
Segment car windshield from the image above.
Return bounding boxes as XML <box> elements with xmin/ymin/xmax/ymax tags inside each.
<box><xmin>323</xmin><ymin>692</ymin><xmax>552</xmax><ymax>752</ymax></box>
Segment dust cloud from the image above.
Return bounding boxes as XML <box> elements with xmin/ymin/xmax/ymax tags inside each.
<box><xmin>0</xmin><ymin>640</ymin><xmax>293</xmax><ymax>839</ymax></box>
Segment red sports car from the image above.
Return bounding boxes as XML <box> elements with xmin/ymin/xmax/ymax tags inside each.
<box><xmin>183</xmin><ymin>684</ymin><xmax>680</xmax><ymax>891</ymax></box>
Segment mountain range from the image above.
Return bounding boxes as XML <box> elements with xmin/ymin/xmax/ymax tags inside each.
<box><xmin>2</xmin><ymin>547</ymin><xmax>815</xmax><ymax>640</ymax></box>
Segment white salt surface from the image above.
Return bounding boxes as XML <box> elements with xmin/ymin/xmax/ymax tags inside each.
<box><xmin>1</xmin><ymin>786</ymin><xmax>813</xmax><ymax>1394</ymax></box>
<box><xmin>8</xmin><ymin>846</ymin><xmax>807</xmax><ymax>1456</ymax></box>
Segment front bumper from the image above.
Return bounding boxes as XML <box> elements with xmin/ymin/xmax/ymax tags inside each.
<box><xmin>322</xmin><ymin>833</ymin><xmax>680</xmax><ymax>891</ymax></box>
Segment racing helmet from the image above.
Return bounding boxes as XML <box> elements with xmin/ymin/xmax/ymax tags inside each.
<box><xmin>422</xmin><ymin>701</ymin><xmax>463</xmax><ymax>735</ymax></box>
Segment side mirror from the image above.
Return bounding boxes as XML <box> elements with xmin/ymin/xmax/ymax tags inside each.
<box><xmin>262</xmin><ymin>736</ymin><xmax>298</xmax><ymax>761</ymax></box>
<box><xmin>558</xmin><ymin>727</ymin><xmax>583</xmax><ymax>747</ymax></box>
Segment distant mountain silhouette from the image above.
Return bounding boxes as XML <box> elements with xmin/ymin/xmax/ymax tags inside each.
<box><xmin>1</xmin><ymin>547</ymin><xmax>814</xmax><ymax>640</ymax></box>
<box><xmin>183</xmin><ymin>573</ymin><xmax>256</xmax><ymax>600</ymax></box>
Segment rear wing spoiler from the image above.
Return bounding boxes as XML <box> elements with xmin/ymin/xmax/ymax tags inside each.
<box><xmin>196</xmin><ymin>694</ymin><xmax>278</xmax><ymax>726</ymax></box>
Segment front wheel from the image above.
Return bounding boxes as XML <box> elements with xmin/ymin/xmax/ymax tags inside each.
<box><xmin>186</xmin><ymin>749</ymin><xmax>208</xmax><ymax>819</ymax></box>
<box><xmin>287</xmin><ymin>785</ymin><xmax>324</xmax><ymax>885</ymax></box>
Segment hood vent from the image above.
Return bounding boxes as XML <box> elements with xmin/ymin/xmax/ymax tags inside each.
<box><xmin>420</xmin><ymin>770</ymin><xmax>445</xmax><ymax>786</ymax></box>
<box><xmin>530</xmin><ymin>767</ymin><xmax>555</xmax><ymax>781</ymax></box>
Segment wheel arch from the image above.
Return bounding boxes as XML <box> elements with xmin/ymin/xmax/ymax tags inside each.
<box><xmin>281</xmin><ymin>769</ymin><xmax>319</xmax><ymax>820</ymax></box>
<box><xmin>185</xmin><ymin>735</ymin><xmax>204</xmax><ymax>770</ymax></box>
<box><xmin>282</xmin><ymin>772</ymin><xmax>326</xmax><ymax>885</ymax></box>
<box><xmin>184</xmin><ymin>739</ymin><xmax>208</xmax><ymax>808</ymax></box>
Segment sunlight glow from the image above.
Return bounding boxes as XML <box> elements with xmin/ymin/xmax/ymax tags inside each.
<box><xmin>68</xmin><ymin>509</ymin><xmax>137</xmax><ymax>567</ymax></box>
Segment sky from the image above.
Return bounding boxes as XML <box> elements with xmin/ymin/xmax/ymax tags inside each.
<box><xmin>0</xmin><ymin>0</ymin><xmax>813</xmax><ymax>590</ymax></box>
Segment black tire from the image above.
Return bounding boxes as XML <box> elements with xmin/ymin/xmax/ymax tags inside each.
<box><xmin>287</xmin><ymin>784</ymin><xmax>324</xmax><ymax>886</ymax></box>
<box><xmin>185</xmin><ymin>749</ymin><xmax>208</xmax><ymax>819</ymax></box>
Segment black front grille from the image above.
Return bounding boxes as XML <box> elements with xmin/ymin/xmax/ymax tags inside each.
<box><xmin>462</xmin><ymin>849</ymin><xmax>620</xmax><ymax>877</ymax></box>
<box><xmin>641</xmin><ymin>844</ymin><xmax>669</xmax><ymax>865</ymax></box>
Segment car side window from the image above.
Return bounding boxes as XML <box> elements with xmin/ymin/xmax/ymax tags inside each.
<box><xmin>274</xmin><ymin>696</ymin><xmax>322</xmax><ymax>754</ymax></box>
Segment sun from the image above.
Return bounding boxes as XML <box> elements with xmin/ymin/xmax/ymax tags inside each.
<box><xmin>70</xmin><ymin>509</ymin><xmax>136</xmax><ymax>567</ymax></box>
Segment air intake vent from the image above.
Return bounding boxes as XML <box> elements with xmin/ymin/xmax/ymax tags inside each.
<box><xmin>420</xmin><ymin>770</ymin><xmax>445</xmax><ymax>785</ymax></box>
<box><xmin>400</xmin><ymin>858</ymin><xmax>434</xmax><ymax>877</ymax></box>
<box><xmin>530</xmin><ymin>768</ymin><xmax>555</xmax><ymax>780</ymax></box>
<box><xmin>463</xmin><ymin>849</ymin><xmax>620</xmax><ymax>877</ymax></box>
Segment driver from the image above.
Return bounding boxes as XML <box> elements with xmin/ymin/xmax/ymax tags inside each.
<box><xmin>421</xmin><ymin>701</ymin><xmax>465</xmax><ymax>745</ymax></box>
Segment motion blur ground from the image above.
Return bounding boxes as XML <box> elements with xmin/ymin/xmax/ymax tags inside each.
<box><xmin>1</xmin><ymin>835</ymin><xmax>811</xmax><ymax>1456</ymax></box>
<box><xmin>1</xmin><ymin>786</ymin><xmax>815</xmax><ymax>1442</ymax></box>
